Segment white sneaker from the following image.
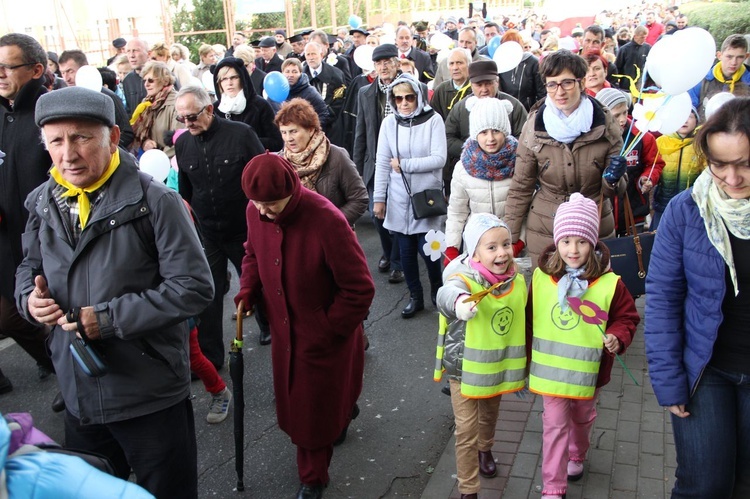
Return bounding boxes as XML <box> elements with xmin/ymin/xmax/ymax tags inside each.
<box><xmin>567</xmin><ymin>459</ymin><xmax>584</xmax><ymax>481</ymax></box>
<box><xmin>541</xmin><ymin>495</ymin><xmax>565</xmax><ymax>499</ymax></box>
<box><xmin>206</xmin><ymin>387</ymin><xmax>232</xmax><ymax>424</ymax></box>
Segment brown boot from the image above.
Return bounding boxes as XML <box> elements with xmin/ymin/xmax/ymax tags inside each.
<box><xmin>478</xmin><ymin>449</ymin><xmax>497</xmax><ymax>477</ymax></box>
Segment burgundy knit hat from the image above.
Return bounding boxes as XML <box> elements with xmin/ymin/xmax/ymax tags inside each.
<box><xmin>553</xmin><ymin>193</ymin><xmax>600</xmax><ymax>247</ymax></box>
<box><xmin>241</xmin><ymin>152</ymin><xmax>299</xmax><ymax>202</ymax></box>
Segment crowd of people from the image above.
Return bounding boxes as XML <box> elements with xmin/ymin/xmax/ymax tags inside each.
<box><xmin>0</xmin><ymin>1</ymin><xmax>749</xmax><ymax>497</ymax></box>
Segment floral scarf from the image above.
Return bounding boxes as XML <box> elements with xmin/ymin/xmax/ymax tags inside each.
<box><xmin>460</xmin><ymin>136</ymin><xmax>518</xmax><ymax>181</ymax></box>
<box><xmin>131</xmin><ymin>85</ymin><xmax>173</xmax><ymax>153</ymax></box>
<box><xmin>692</xmin><ymin>169</ymin><xmax>750</xmax><ymax>296</ymax></box>
<box><xmin>282</xmin><ymin>130</ymin><xmax>329</xmax><ymax>191</ymax></box>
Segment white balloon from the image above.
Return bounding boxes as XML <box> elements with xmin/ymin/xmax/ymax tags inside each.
<box><xmin>705</xmin><ymin>92</ymin><xmax>736</xmax><ymax>120</ymax></box>
<box><xmin>494</xmin><ymin>41</ymin><xmax>524</xmax><ymax>73</ymax></box>
<box><xmin>379</xmin><ymin>34</ymin><xmax>396</xmax><ymax>46</ymax></box>
<box><xmin>656</xmin><ymin>92</ymin><xmax>693</xmax><ymax>135</ymax></box>
<box><xmin>186</xmin><ymin>76</ymin><xmax>203</xmax><ymax>89</ymax></box>
<box><xmin>649</xmin><ymin>27</ymin><xmax>715</xmax><ymax>95</ymax></box>
<box><xmin>353</xmin><ymin>45</ymin><xmax>375</xmax><ymax>72</ymax></box>
<box><xmin>139</xmin><ymin>149</ymin><xmax>171</xmax><ymax>183</ymax></box>
<box><xmin>435</xmin><ymin>48</ymin><xmax>450</xmax><ymax>64</ymax></box>
<box><xmin>74</xmin><ymin>65</ymin><xmax>103</xmax><ymax>92</ymax></box>
<box><xmin>429</xmin><ymin>32</ymin><xmax>453</xmax><ymax>51</ymax></box>
<box><xmin>558</xmin><ymin>36</ymin><xmax>578</xmax><ymax>52</ymax></box>
<box><xmin>201</xmin><ymin>71</ymin><xmax>215</xmax><ymax>94</ymax></box>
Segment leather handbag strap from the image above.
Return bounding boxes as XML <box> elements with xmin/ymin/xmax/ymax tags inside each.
<box><xmin>622</xmin><ymin>194</ymin><xmax>646</xmax><ymax>278</ymax></box>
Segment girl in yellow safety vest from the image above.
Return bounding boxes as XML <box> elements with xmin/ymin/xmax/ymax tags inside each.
<box><xmin>528</xmin><ymin>193</ymin><xmax>639</xmax><ymax>499</ymax></box>
<box><xmin>435</xmin><ymin>213</ymin><xmax>527</xmax><ymax>499</ymax></box>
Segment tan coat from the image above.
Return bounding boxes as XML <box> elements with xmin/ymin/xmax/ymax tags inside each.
<box><xmin>150</xmin><ymin>90</ymin><xmax>184</xmax><ymax>158</ymax></box>
<box><xmin>503</xmin><ymin>97</ymin><xmax>624</xmax><ymax>267</ymax></box>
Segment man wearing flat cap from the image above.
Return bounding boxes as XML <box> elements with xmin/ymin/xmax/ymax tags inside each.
<box><xmin>255</xmin><ymin>36</ymin><xmax>284</xmax><ymax>73</ymax></box>
<box><xmin>444</xmin><ymin>59</ymin><xmax>527</xmax><ymax>192</ymax></box>
<box><xmin>353</xmin><ymin>44</ymin><xmax>405</xmax><ymax>285</ymax></box>
<box><xmin>345</xmin><ymin>27</ymin><xmax>370</xmax><ymax>75</ymax></box>
<box><xmin>235</xmin><ymin>153</ymin><xmax>374</xmax><ymax>499</ymax></box>
<box><xmin>107</xmin><ymin>37</ymin><xmax>126</xmax><ymax>66</ymax></box>
<box><xmin>16</xmin><ymin>86</ymin><xmax>213</xmax><ymax>498</ymax></box>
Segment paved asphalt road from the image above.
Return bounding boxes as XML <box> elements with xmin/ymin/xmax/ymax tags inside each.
<box><xmin>0</xmin><ymin>215</ymin><xmax>456</xmax><ymax>498</ymax></box>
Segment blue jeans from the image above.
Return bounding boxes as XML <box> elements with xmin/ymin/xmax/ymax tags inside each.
<box><xmin>671</xmin><ymin>365</ymin><xmax>750</xmax><ymax>498</ymax></box>
<box><xmin>393</xmin><ymin>232</ymin><xmax>442</xmax><ymax>299</ymax></box>
<box><xmin>650</xmin><ymin>209</ymin><xmax>664</xmax><ymax>231</ymax></box>
<box><xmin>367</xmin><ymin>183</ymin><xmax>401</xmax><ymax>271</ymax></box>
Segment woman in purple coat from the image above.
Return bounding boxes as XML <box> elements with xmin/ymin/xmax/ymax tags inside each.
<box><xmin>235</xmin><ymin>153</ymin><xmax>375</xmax><ymax>499</ymax></box>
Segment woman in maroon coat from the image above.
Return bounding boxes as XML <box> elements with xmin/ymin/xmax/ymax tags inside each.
<box><xmin>235</xmin><ymin>152</ymin><xmax>375</xmax><ymax>499</ymax></box>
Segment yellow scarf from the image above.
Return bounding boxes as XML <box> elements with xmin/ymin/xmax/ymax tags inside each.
<box><xmin>50</xmin><ymin>149</ymin><xmax>121</xmax><ymax>229</ymax></box>
<box><xmin>712</xmin><ymin>62</ymin><xmax>746</xmax><ymax>93</ymax></box>
<box><xmin>129</xmin><ymin>101</ymin><xmax>152</xmax><ymax>125</ymax></box>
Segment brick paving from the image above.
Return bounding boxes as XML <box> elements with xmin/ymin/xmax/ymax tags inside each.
<box><xmin>424</xmin><ymin>297</ymin><xmax>678</xmax><ymax>499</ymax></box>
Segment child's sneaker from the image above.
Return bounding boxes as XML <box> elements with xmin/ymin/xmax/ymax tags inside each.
<box><xmin>206</xmin><ymin>387</ymin><xmax>232</xmax><ymax>424</ymax></box>
<box><xmin>567</xmin><ymin>459</ymin><xmax>584</xmax><ymax>481</ymax></box>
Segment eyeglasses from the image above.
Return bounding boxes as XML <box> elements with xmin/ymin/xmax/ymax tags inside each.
<box><xmin>219</xmin><ymin>74</ymin><xmax>240</xmax><ymax>84</ymax></box>
<box><xmin>0</xmin><ymin>62</ymin><xmax>35</xmax><ymax>73</ymax></box>
<box><xmin>374</xmin><ymin>59</ymin><xmax>393</xmax><ymax>68</ymax></box>
<box><xmin>143</xmin><ymin>78</ymin><xmax>156</xmax><ymax>84</ymax></box>
<box><xmin>394</xmin><ymin>94</ymin><xmax>417</xmax><ymax>104</ymax></box>
<box><xmin>545</xmin><ymin>79</ymin><xmax>580</xmax><ymax>93</ymax></box>
<box><xmin>176</xmin><ymin>106</ymin><xmax>207</xmax><ymax>123</ymax></box>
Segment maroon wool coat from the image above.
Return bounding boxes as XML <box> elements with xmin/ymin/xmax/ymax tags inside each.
<box><xmin>238</xmin><ymin>184</ymin><xmax>375</xmax><ymax>449</ymax></box>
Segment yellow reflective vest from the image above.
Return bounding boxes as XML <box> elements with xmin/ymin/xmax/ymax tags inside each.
<box><xmin>434</xmin><ymin>273</ymin><xmax>527</xmax><ymax>399</ymax></box>
<box><xmin>529</xmin><ymin>269</ymin><xmax>618</xmax><ymax>400</ymax></box>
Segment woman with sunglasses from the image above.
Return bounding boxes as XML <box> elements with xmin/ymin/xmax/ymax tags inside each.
<box><xmin>503</xmin><ymin>50</ymin><xmax>626</xmax><ymax>270</ymax></box>
<box><xmin>212</xmin><ymin>57</ymin><xmax>283</xmax><ymax>151</ymax></box>
<box><xmin>130</xmin><ymin>61</ymin><xmax>183</xmax><ymax>158</ymax></box>
<box><xmin>645</xmin><ymin>97</ymin><xmax>750</xmax><ymax>498</ymax></box>
<box><xmin>373</xmin><ymin>73</ymin><xmax>447</xmax><ymax>318</ymax></box>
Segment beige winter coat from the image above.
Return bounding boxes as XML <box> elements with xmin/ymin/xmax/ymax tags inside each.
<box><xmin>503</xmin><ymin>96</ymin><xmax>624</xmax><ymax>268</ymax></box>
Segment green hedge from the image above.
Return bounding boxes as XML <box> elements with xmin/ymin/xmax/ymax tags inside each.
<box><xmin>681</xmin><ymin>2</ymin><xmax>750</xmax><ymax>47</ymax></box>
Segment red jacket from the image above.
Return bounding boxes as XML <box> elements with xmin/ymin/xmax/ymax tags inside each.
<box><xmin>238</xmin><ymin>183</ymin><xmax>375</xmax><ymax>448</ymax></box>
<box><xmin>526</xmin><ymin>243</ymin><xmax>640</xmax><ymax>388</ymax></box>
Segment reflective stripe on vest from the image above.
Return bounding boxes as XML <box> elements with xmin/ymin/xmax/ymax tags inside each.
<box><xmin>434</xmin><ymin>314</ymin><xmax>448</xmax><ymax>381</ymax></box>
<box><xmin>460</xmin><ymin>273</ymin><xmax>527</xmax><ymax>398</ymax></box>
<box><xmin>529</xmin><ymin>269</ymin><xmax>618</xmax><ymax>400</ymax></box>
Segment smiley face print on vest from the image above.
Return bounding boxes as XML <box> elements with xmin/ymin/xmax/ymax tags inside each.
<box><xmin>492</xmin><ymin>307</ymin><xmax>514</xmax><ymax>336</ymax></box>
<box><xmin>551</xmin><ymin>303</ymin><xmax>581</xmax><ymax>331</ymax></box>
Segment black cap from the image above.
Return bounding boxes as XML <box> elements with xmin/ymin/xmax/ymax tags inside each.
<box><xmin>250</xmin><ymin>40</ymin><xmax>261</xmax><ymax>48</ymax></box>
<box><xmin>469</xmin><ymin>59</ymin><xmax>499</xmax><ymax>83</ymax></box>
<box><xmin>372</xmin><ymin>44</ymin><xmax>398</xmax><ymax>61</ymax></box>
<box><xmin>36</xmin><ymin>87</ymin><xmax>115</xmax><ymax>127</ymax></box>
<box><xmin>288</xmin><ymin>34</ymin><xmax>303</xmax><ymax>43</ymax></box>
<box><xmin>327</xmin><ymin>34</ymin><xmax>338</xmax><ymax>46</ymax></box>
<box><xmin>47</xmin><ymin>51</ymin><xmax>59</xmax><ymax>64</ymax></box>
<box><xmin>349</xmin><ymin>27</ymin><xmax>370</xmax><ymax>36</ymax></box>
<box><xmin>258</xmin><ymin>37</ymin><xmax>276</xmax><ymax>48</ymax></box>
<box><xmin>112</xmin><ymin>37</ymin><xmax>127</xmax><ymax>49</ymax></box>
<box><xmin>299</xmin><ymin>29</ymin><xmax>314</xmax><ymax>36</ymax></box>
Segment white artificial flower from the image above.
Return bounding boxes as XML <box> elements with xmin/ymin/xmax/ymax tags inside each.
<box><xmin>423</xmin><ymin>229</ymin><xmax>446</xmax><ymax>262</ymax></box>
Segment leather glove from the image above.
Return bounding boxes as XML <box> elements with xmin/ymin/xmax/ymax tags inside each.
<box><xmin>603</xmin><ymin>155</ymin><xmax>627</xmax><ymax>185</ymax></box>
<box><xmin>234</xmin><ymin>288</ymin><xmax>252</xmax><ymax>310</ymax></box>
<box><xmin>455</xmin><ymin>295</ymin><xmax>478</xmax><ymax>321</ymax></box>
<box><xmin>443</xmin><ymin>246</ymin><xmax>460</xmax><ymax>266</ymax></box>
<box><xmin>512</xmin><ymin>240</ymin><xmax>525</xmax><ymax>258</ymax></box>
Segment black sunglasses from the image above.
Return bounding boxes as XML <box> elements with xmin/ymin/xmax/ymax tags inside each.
<box><xmin>394</xmin><ymin>94</ymin><xmax>417</xmax><ymax>104</ymax></box>
<box><xmin>176</xmin><ymin>106</ymin><xmax>207</xmax><ymax>123</ymax></box>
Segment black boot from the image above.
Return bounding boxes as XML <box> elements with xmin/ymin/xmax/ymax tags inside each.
<box><xmin>401</xmin><ymin>296</ymin><xmax>424</xmax><ymax>319</ymax></box>
<box><xmin>51</xmin><ymin>391</ymin><xmax>65</xmax><ymax>412</ymax></box>
<box><xmin>296</xmin><ymin>483</ymin><xmax>325</xmax><ymax>499</ymax></box>
<box><xmin>430</xmin><ymin>282</ymin><xmax>442</xmax><ymax>307</ymax></box>
<box><xmin>0</xmin><ymin>369</ymin><xmax>12</xmax><ymax>395</ymax></box>
<box><xmin>259</xmin><ymin>328</ymin><xmax>271</xmax><ymax>346</ymax></box>
<box><xmin>334</xmin><ymin>404</ymin><xmax>360</xmax><ymax>446</ymax></box>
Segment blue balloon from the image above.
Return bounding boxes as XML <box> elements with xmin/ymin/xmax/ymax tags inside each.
<box><xmin>487</xmin><ymin>36</ymin><xmax>501</xmax><ymax>58</ymax></box>
<box><xmin>348</xmin><ymin>15</ymin><xmax>362</xmax><ymax>29</ymax></box>
<box><xmin>264</xmin><ymin>71</ymin><xmax>290</xmax><ymax>102</ymax></box>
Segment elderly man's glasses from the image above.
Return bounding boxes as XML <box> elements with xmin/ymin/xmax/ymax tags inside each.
<box><xmin>394</xmin><ymin>94</ymin><xmax>417</xmax><ymax>104</ymax></box>
<box><xmin>176</xmin><ymin>106</ymin><xmax>207</xmax><ymax>123</ymax></box>
<box><xmin>0</xmin><ymin>62</ymin><xmax>35</xmax><ymax>73</ymax></box>
<box><xmin>545</xmin><ymin>79</ymin><xmax>580</xmax><ymax>93</ymax></box>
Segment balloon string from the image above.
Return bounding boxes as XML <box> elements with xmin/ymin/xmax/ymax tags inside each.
<box><xmin>619</xmin><ymin>66</ymin><xmax>649</xmax><ymax>156</ymax></box>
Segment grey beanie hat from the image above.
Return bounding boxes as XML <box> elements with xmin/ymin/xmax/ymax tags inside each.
<box><xmin>464</xmin><ymin>213</ymin><xmax>509</xmax><ymax>258</ymax></box>
<box><xmin>35</xmin><ymin>87</ymin><xmax>115</xmax><ymax>127</ymax></box>
<box><xmin>470</xmin><ymin>98</ymin><xmax>514</xmax><ymax>140</ymax></box>
<box><xmin>595</xmin><ymin>88</ymin><xmax>630</xmax><ymax>111</ymax></box>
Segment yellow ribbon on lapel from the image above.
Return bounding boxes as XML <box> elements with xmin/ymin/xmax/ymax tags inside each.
<box><xmin>49</xmin><ymin>149</ymin><xmax>121</xmax><ymax>229</ymax></box>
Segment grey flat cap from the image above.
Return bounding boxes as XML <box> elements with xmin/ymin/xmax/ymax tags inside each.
<box><xmin>35</xmin><ymin>87</ymin><xmax>115</xmax><ymax>127</ymax></box>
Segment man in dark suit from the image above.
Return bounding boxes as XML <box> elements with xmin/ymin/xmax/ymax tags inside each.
<box><xmin>352</xmin><ymin>44</ymin><xmax>403</xmax><ymax>285</ymax></box>
<box><xmin>254</xmin><ymin>37</ymin><xmax>284</xmax><ymax>73</ymax></box>
<box><xmin>345</xmin><ymin>27</ymin><xmax>370</xmax><ymax>78</ymax></box>
<box><xmin>286</xmin><ymin>33</ymin><xmax>306</xmax><ymax>62</ymax></box>
<box><xmin>395</xmin><ymin>26</ymin><xmax>434</xmax><ymax>84</ymax></box>
<box><xmin>309</xmin><ymin>30</ymin><xmax>352</xmax><ymax>85</ymax></box>
<box><xmin>304</xmin><ymin>41</ymin><xmax>346</xmax><ymax>136</ymax></box>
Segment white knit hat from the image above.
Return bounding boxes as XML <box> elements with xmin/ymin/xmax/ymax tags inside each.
<box><xmin>595</xmin><ymin>88</ymin><xmax>630</xmax><ymax>111</ymax></box>
<box><xmin>469</xmin><ymin>98</ymin><xmax>514</xmax><ymax>141</ymax></box>
<box><xmin>463</xmin><ymin>213</ymin><xmax>509</xmax><ymax>258</ymax></box>
<box><xmin>553</xmin><ymin>193</ymin><xmax>600</xmax><ymax>247</ymax></box>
